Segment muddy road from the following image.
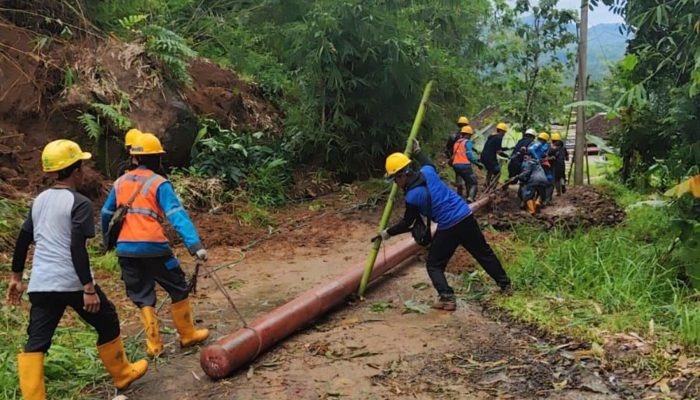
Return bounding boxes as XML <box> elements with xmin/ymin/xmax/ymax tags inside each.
<box><xmin>104</xmin><ymin>199</ymin><xmax>638</xmax><ymax>400</ymax></box>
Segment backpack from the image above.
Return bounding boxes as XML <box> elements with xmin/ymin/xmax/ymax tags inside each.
<box><xmin>411</xmin><ymin>182</ymin><xmax>433</xmax><ymax>247</ymax></box>
<box><xmin>105</xmin><ymin>174</ymin><xmax>159</xmax><ymax>251</ymax></box>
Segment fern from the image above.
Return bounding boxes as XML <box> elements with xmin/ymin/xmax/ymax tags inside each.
<box><xmin>118</xmin><ymin>14</ymin><xmax>147</xmax><ymax>31</ymax></box>
<box><xmin>79</xmin><ymin>113</ymin><xmax>102</xmax><ymax>142</ymax></box>
<box><xmin>141</xmin><ymin>24</ymin><xmax>197</xmax><ymax>85</ymax></box>
<box><xmin>90</xmin><ymin>103</ymin><xmax>132</xmax><ymax>131</ymax></box>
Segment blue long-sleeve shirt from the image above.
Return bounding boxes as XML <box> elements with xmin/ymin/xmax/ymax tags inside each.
<box><xmin>528</xmin><ymin>141</ymin><xmax>550</xmax><ymax>161</ymax></box>
<box><xmin>101</xmin><ymin>172</ymin><xmax>202</xmax><ymax>257</ymax></box>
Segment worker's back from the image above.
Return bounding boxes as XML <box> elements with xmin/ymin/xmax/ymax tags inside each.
<box><xmin>480</xmin><ymin>133</ymin><xmax>504</xmax><ymax>165</ymax></box>
<box><xmin>405</xmin><ymin>165</ymin><xmax>471</xmax><ymax>229</ymax></box>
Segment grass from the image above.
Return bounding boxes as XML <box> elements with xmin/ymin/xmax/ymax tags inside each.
<box><xmin>0</xmin><ymin>211</ymin><xmax>140</xmax><ymax>399</ymax></box>
<box><xmin>483</xmin><ymin>182</ymin><xmax>699</xmax><ymax>375</ymax></box>
<box><xmin>0</xmin><ymin>198</ymin><xmax>29</xmax><ymax>269</ymax></box>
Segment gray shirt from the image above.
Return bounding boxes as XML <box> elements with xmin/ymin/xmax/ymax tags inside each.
<box><xmin>22</xmin><ymin>188</ymin><xmax>95</xmax><ymax>293</ymax></box>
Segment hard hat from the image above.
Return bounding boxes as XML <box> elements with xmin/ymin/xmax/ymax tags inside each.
<box><xmin>42</xmin><ymin>139</ymin><xmax>92</xmax><ymax>172</ymax></box>
<box><xmin>456</xmin><ymin>116</ymin><xmax>470</xmax><ymax>126</ymax></box>
<box><xmin>538</xmin><ymin>132</ymin><xmax>550</xmax><ymax>141</ymax></box>
<box><xmin>130</xmin><ymin>133</ymin><xmax>166</xmax><ymax>155</ymax></box>
<box><xmin>385</xmin><ymin>152</ymin><xmax>411</xmax><ymax>178</ymax></box>
<box><xmin>496</xmin><ymin>122</ymin><xmax>508</xmax><ymax>131</ymax></box>
<box><xmin>460</xmin><ymin>126</ymin><xmax>474</xmax><ymax>135</ymax></box>
<box><xmin>551</xmin><ymin>132</ymin><xmax>562</xmax><ymax>141</ymax></box>
<box><xmin>124</xmin><ymin>128</ymin><xmax>143</xmax><ymax>148</ymax></box>
<box><xmin>525</xmin><ymin>128</ymin><xmax>536</xmax><ymax>136</ymax></box>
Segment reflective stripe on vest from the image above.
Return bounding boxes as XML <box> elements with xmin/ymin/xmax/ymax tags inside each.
<box><xmin>452</xmin><ymin>138</ymin><xmax>470</xmax><ymax>165</ymax></box>
<box><xmin>115</xmin><ymin>169</ymin><xmax>168</xmax><ymax>243</ymax></box>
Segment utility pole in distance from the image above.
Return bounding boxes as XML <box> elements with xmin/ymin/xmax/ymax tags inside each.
<box><xmin>574</xmin><ymin>0</ymin><xmax>588</xmax><ymax>185</ymax></box>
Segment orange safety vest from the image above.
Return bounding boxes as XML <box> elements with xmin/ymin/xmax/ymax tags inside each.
<box><xmin>114</xmin><ymin>168</ymin><xmax>168</xmax><ymax>243</ymax></box>
<box><xmin>452</xmin><ymin>138</ymin><xmax>470</xmax><ymax>165</ymax></box>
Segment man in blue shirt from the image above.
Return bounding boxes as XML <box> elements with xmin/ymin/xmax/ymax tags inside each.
<box><xmin>375</xmin><ymin>144</ymin><xmax>512</xmax><ymax>311</ymax></box>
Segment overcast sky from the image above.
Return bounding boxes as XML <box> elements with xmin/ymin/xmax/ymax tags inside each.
<box><xmin>509</xmin><ymin>0</ymin><xmax>624</xmax><ymax>26</ymax></box>
<box><xmin>556</xmin><ymin>0</ymin><xmax>624</xmax><ymax>25</ymax></box>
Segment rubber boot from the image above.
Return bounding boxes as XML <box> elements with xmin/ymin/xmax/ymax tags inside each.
<box><xmin>17</xmin><ymin>352</ymin><xmax>46</xmax><ymax>400</ymax></box>
<box><xmin>456</xmin><ymin>185</ymin><xmax>464</xmax><ymax>197</ymax></box>
<box><xmin>140</xmin><ymin>306</ymin><xmax>163</xmax><ymax>357</ymax></box>
<box><xmin>171</xmin><ymin>298</ymin><xmax>209</xmax><ymax>347</ymax></box>
<box><xmin>467</xmin><ymin>185</ymin><xmax>478</xmax><ymax>203</ymax></box>
<box><xmin>431</xmin><ymin>295</ymin><xmax>457</xmax><ymax>311</ymax></box>
<box><xmin>97</xmin><ymin>337</ymin><xmax>148</xmax><ymax>390</ymax></box>
<box><xmin>526</xmin><ymin>199</ymin><xmax>538</xmax><ymax>215</ymax></box>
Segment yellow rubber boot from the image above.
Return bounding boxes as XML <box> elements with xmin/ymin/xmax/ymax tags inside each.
<box><xmin>140</xmin><ymin>306</ymin><xmax>163</xmax><ymax>357</ymax></box>
<box><xmin>171</xmin><ymin>298</ymin><xmax>209</xmax><ymax>347</ymax></box>
<box><xmin>526</xmin><ymin>199</ymin><xmax>537</xmax><ymax>215</ymax></box>
<box><xmin>17</xmin><ymin>352</ymin><xmax>46</xmax><ymax>400</ymax></box>
<box><xmin>97</xmin><ymin>337</ymin><xmax>148</xmax><ymax>390</ymax></box>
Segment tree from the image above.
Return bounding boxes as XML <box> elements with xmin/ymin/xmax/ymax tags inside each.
<box><xmin>490</xmin><ymin>0</ymin><xmax>577</xmax><ymax>129</ymax></box>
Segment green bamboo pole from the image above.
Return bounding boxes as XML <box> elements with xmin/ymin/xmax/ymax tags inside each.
<box><xmin>357</xmin><ymin>80</ymin><xmax>434</xmax><ymax>298</ymax></box>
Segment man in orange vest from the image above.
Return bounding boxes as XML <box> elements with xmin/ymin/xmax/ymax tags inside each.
<box><xmin>445</xmin><ymin>116</ymin><xmax>470</xmax><ymax>196</ymax></box>
<box><xmin>9</xmin><ymin>140</ymin><xmax>147</xmax><ymax>399</ymax></box>
<box><xmin>100</xmin><ymin>133</ymin><xmax>209</xmax><ymax>357</ymax></box>
<box><xmin>450</xmin><ymin>126</ymin><xmax>480</xmax><ymax>202</ymax></box>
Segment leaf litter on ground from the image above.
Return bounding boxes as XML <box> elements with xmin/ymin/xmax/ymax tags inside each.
<box><xmin>403</xmin><ymin>299</ymin><xmax>430</xmax><ymax>314</ymax></box>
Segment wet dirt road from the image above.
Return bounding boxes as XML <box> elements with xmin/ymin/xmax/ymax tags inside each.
<box><xmin>111</xmin><ymin>210</ymin><xmax>631</xmax><ymax>400</ymax></box>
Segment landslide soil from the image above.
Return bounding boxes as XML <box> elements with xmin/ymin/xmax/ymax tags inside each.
<box><xmin>92</xmin><ymin>191</ymin><xmax>663</xmax><ymax>400</ymax></box>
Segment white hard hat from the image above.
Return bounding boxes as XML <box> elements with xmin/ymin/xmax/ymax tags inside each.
<box><xmin>525</xmin><ymin>128</ymin><xmax>536</xmax><ymax>136</ymax></box>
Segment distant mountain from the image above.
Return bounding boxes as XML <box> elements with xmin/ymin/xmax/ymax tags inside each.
<box><xmin>584</xmin><ymin>23</ymin><xmax>628</xmax><ymax>80</ymax></box>
<box><xmin>519</xmin><ymin>16</ymin><xmax>629</xmax><ymax>81</ymax></box>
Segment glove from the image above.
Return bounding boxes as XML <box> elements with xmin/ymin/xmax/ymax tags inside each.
<box><xmin>412</xmin><ymin>139</ymin><xmax>421</xmax><ymax>154</ymax></box>
<box><xmin>371</xmin><ymin>229</ymin><xmax>391</xmax><ymax>243</ymax></box>
<box><xmin>195</xmin><ymin>248</ymin><xmax>208</xmax><ymax>261</ymax></box>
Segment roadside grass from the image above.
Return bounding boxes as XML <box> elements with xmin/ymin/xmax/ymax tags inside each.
<box><xmin>1</xmin><ymin>227</ymin><xmax>140</xmax><ymax>399</ymax></box>
<box><xmin>481</xmin><ymin>183</ymin><xmax>699</xmax><ymax>376</ymax></box>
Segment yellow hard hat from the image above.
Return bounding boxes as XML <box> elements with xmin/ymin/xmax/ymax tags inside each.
<box><xmin>41</xmin><ymin>139</ymin><xmax>92</xmax><ymax>172</ymax></box>
<box><xmin>456</xmin><ymin>116</ymin><xmax>470</xmax><ymax>126</ymax></box>
<box><xmin>496</xmin><ymin>122</ymin><xmax>508</xmax><ymax>131</ymax></box>
<box><xmin>124</xmin><ymin>128</ymin><xmax>143</xmax><ymax>148</ymax></box>
<box><xmin>460</xmin><ymin>126</ymin><xmax>474</xmax><ymax>135</ymax></box>
<box><xmin>550</xmin><ymin>132</ymin><xmax>562</xmax><ymax>141</ymax></box>
<box><xmin>538</xmin><ymin>132</ymin><xmax>550</xmax><ymax>141</ymax></box>
<box><xmin>385</xmin><ymin>152</ymin><xmax>411</xmax><ymax>178</ymax></box>
<box><xmin>130</xmin><ymin>133</ymin><xmax>166</xmax><ymax>155</ymax></box>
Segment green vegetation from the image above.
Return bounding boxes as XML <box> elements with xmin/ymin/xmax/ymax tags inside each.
<box><xmin>488</xmin><ymin>184</ymin><xmax>699</xmax><ymax>359</ymax></box>
<box><xmin>0</xmin><ymin>199</ymin><xmax>28</xmax><ymax>265</ymax></box>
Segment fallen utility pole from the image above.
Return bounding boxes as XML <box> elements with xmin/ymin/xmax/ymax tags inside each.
<box><xmin>357</xmin><ymin>80</ymin><xmax>434</xmax><ymax>298</ymax></box>
<box><xmin>200</xmin><ymin>194</ymin><xmax>494</xmax><ymax>379</ymax></box>
<box><xmin>573</xmin><ymin>0</ymin><xmax>589</xmax><ymax>186</ymax></box>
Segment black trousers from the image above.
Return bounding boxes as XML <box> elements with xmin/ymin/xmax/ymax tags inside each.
<box><xmin>453</xmin><ymin>166</ymin><xmax>478</xmax><ymax>198</ymax></box>
<box><xmin>426</xmin><ymin>215</ymin><xmax>511</xmax><ymax>297</ymax></box>
<box><xmin>119</xmin><ymin>256</ymin><xmax>189</xmax><ymax>308</ymax></box>
<box><xmin>26</xmin><ymin>285</ymin><xmax>120</xmax><ymax>353</ymax></box>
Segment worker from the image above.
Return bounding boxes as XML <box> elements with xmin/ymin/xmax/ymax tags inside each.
<box><xmin>480</xmin><ymin>122</ymin><xmax>508</xmax><ymax>188</ymax></box>
<box><xmin>445</xmin><ymin>116</ymin><xmax>470</xmax><ymax>196</ymax></box>
<box><xmin>117</xmin><ymin>128</ymin><xmax>142</xmax><ymax>176</ymax></box>
<box><xmin>8</xmin><ymin>140</ymin><xmax>148</xmax><ymax>399</ymax></box>
<box><xmin>514</xmin><ymin>150</ymin><xmax>549</xmax><ymax>215</ymax></box>
<box><xmin>101</xmin><ymin>133</ymin><xmax>209</xmax><ymax>357</ymax></box>
<box><xmin>549</xmin><ymin>132</ymin><xmax>568</xmax><ymax>195</ymax></box>
<box><xmin>375</xmin><ymin>143</ymin><xmax>512</xmax><ymax>311</ymax></box>
<box><xmin>508</xmin><ymin>128</ymin><xmax>536</xmax><ymax>179</ymax></box>
<box><xmin>451</xmin><ymin>126</ymin><xmax>480</xmax><ymax>202</ymax></box>
<box><xmin>528</xmin><ymin>132</ymin><xmax>550</xmax><ymax>161</ymax></box>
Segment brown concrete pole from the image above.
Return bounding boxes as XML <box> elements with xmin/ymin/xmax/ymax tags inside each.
<box><xmin>200</xmin><ymin>195</ymin><xmax>494</xmax><ymax>379</ymax></box>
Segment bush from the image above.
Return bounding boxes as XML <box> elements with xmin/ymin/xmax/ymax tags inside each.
<box><xmin>189</xmin><ymin>121</ymin><xmax>290</xmax><ymax>206</ymax></box>
<box><xmin>497</xmin><ymin>201</ymin><xmax>700</xmax><ymax>348</ymax></box>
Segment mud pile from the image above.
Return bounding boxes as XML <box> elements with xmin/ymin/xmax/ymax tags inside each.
<box><xmin>0</xmin><ymin>12</ymin><xmax>279</xmax><ymax>198</ymax></box>
<box><xmin>480</xmin><ymin>186</ymin><xmax>625</xmax><ymax>231</ymax></box>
